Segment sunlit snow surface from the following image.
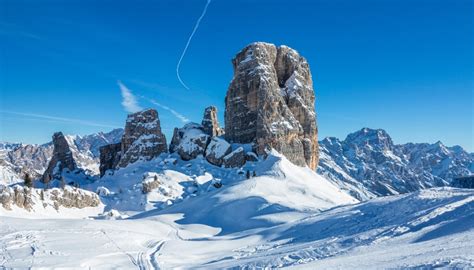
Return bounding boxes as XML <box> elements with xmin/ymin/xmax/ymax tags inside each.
<box><xmin>0</xmin><ymin>152</ymin><xmax>473</xmax><ymax>269</ymax></box>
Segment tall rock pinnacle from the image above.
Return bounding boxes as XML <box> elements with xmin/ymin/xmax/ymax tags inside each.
<box><xmin>201</xmin><ymin>106</ymin><xmax>223</xmax><ymax>137</ymax></box>
<box><xmin>42</xmin><ymin>132</ymin><xmax>77</xmax><ymax>182</ymax></box>
<box><xmin>117</xmin><ymin>109</ymin><xmax>168</xmax><ymax>168</ymax></box>
<box><xmin>224</xmin><ymin>42</ymin><xmax>319</xmax><ymax>169</ymax></box>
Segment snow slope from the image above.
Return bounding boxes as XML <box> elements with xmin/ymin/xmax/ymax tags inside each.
<box><xmin>1</xmin><ymin>187</ymin><xmax>471</xmax><ymax>269</ymax></box>
<box><xmin>64</xmin><ymin>150</ymin><xmax>355</xmax><ymax>217</ymax></box>
<box><xmin>1</xmin><ymin>133</ymin><xmax>472</xmax><ymax>268</ymax></box>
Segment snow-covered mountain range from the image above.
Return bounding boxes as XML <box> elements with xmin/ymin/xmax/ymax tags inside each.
<box><xmin>0</xmin><ymin>129</ymin><xmax>123</xmax><ymax>185</ymax></box>
<box><xmin>1</xmin><ymin>150</ymin><xmax>472</xmax><ymax>268</ymax></box>
<box><xmin>1</xmin><ymin>42</ymin><xmax>472</xmax><ymax>269</ymax></box>
<box><xmin>318</xmin><ymin>128</ymin><xmax>473</xmax><ymax>200</ymax></box>
<box><xmin>2</xmin><ymin>127</ymin><xmax>472</xmax><ymax>202</ymax></box>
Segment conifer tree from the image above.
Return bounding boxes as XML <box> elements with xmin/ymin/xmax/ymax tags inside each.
<box><xmin>24</xmin><ymin>173</ymin><xmax>33</xmax><ymax>188</ymax></box>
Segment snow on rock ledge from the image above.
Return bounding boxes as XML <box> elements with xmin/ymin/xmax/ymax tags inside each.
<box><xmin>117</xmin><ymin>109</ymin><xmax>168</xmax><ymax>168</ymax></box>
<box><xmin>0</xmin><ymin>184</ymin><xmax>102</xmax><ymax>216</ymax></box>
<box><xmin>205</xmin><ymin>137</ymin><xmax>232</xmax><ymax>166</ymax></box>
<box><xmin>223</xmin><ymin>147</ymin><xmax>246</xmax><ymax>168</ymax></box>
<box><xmin>169</xmin><ymin>123</ymin><xmax>210</xmax><ymax>161</ymax></box>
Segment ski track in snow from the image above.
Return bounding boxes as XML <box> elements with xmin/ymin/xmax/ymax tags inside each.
<box><xmin>101</xmin><ymin>229</ymin><xmax>138</xmax><ymax>268</ymax></box>
<box><xmin>137</xmin><ymin>240</ymin><xmax>163</xmax><ymax>270</ymax></box>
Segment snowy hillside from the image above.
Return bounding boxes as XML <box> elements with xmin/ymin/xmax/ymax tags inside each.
<box><xmin>1</xmin><ymin>126</ymin><xmax>472</xmax><ymax>268</ymax></box>
<box><xmin>1</xmin><ymin>138</ymin><xmax>473</xmax><ymax>268</ymax></box>
<box><xmin>0</xmin><ymin>151</ymin><xmax>355</xmax><ymax>219</ymax></box>
<box><xmin>318</xmin><ymin>128</ymin><xmax>474</xmax><ymax>200</ymax></box>
<box><xmin>1</xmin><ymin>184</ymin><xmax>471</xmax><ymax>268</ymax></box>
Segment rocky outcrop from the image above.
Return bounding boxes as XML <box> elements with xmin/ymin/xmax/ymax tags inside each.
<box><xmin>169</xmin><ymin>128</ymin><xmax>181</xmax><ymax>153</ymax></box>
<box><xmin>201</xmin><ymin>106</ymin><xmax>223</xmax><ymax>137</ymax></box>
<box><xmin>452</xmin><ymin>176</ymin><xmax>474</xmax><ymax>189</ymax></box>
<box><xmin>169</xmin><ymin>123</ymin><xmax>210</xmax><ymax>161</ymax></box>
<box><xmin>142</xmin><ymin>176</ymin><xmax>161</xmax><ymax>193</ymax></box>
<box><xmin>224</xmin><ymin>42</ymin><xmax>319</xmax><ymax>169</ymax></box>
<box><xmin>117</xmin><ymin>109</ymin><xmax>168</xmax><ymax>168</ymax></box>
<box><xmin>42</xmin><ymin>132</ymin><xmax>77</xmax><ymax>183</ymax></box>
<box><xmin>0</xmin><ymin>185</ymin><xmax>100</xmax><ymax>211</ymax></box>
<box><xmin>99</xmin><ymin>143</ymin><xmax>121</xmax><ymax>177</ymax></box>
<box><xmin>0</xmin><ymin>185</ymin><xmax>34</xmax><ymax>210</ymax></box>
<box><xmin>205</xmin><ymin>137</ymin><xmax>232</xmax><ymax>166</ymax></box>
<box><xmin>223</xmin><ymin>147</ymin><xmax>246</xmax><ymax>168</ymax></box>
<box><xmin>49</xmin><ymin>187</ymin><xmax>100</xmax><ymax>209</ymax></box>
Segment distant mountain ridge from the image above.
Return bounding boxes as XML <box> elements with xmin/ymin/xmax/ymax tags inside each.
<box><xmin>0</xmin><ymin>129</ymin><xmax>123</xmax><ymax>185</ymax></box>
<box><xmin>1</xmin><ymin>127</ymin><xmax>472</xmax><ymax>200</ymax></box>
<box><xmin>318</xmin><ymin>128</ymin><xmax>473</xmax><ymax>200</ymax></box>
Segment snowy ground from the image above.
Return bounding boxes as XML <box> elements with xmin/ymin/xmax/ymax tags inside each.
<box><xmin>1</xmin><ymin>153</ymin><xmax>473</xmax><ymax>268</ymax></box>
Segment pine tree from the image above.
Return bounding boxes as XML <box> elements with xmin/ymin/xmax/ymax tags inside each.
<box><xmin>40</xmin><ymin>190</ymin><xmax>44</xmax><ymax>201</ymax></box>
<box><xmin>24</xmin><ymin>173</ymin><xmax>33</xmax><ymax>188</ymax></box>
<box><xmin>44</xmin><ymin>174</ymin><xmax>51</xmax><ymax>188</ymax></box>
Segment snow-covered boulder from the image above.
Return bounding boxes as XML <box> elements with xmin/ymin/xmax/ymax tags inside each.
<box><xmin>98</xmin><ymin>209</ymin><xmax>128</xmax><ymax>220</ymax></box>
<box><xmin>96</xmin><ymin>186</ymin><xmax>111</xmax><ymax>196</ymax></box>
<box><xmin>245</xmin><ymin>151</ymin><xmax>259</xmax><ymax>162</ymax></box>
<box><xmin>142</xmin><ymin>174</ymin><xmax>161</xmax><ymax>193</ymax></box>
<box><xmin>205</xmin><ymin>137</ymin><xmax>232</xmax><ymax>166</ymax></box>
<box><xmin>223</xmin><ymin>147</ymin><xmax>246</xmax><ymax>168</ymax></box>
<box><xmin>170</xmin><ymin>123</ymin><xmax>210</xmax><ymax>161</ymax></box>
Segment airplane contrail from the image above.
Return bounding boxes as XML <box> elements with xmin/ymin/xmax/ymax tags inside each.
<box><xmin>176</xmin><ymin>0</ymin><xmax>212</xmax><ymax>90</ymax></box>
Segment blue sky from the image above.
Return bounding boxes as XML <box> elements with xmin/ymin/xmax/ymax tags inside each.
<box><xmin>0</xmin><ymin>0</ymin><xmax>472</xmax><ymax>151</ymax></box>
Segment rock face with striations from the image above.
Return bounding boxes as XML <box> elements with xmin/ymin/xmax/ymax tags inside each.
<box><xmin>99</xmin><ymin>143</ymin><xmax>121</xmax><ymax>177</ymax></box>
<box><xmin>201</xmin><ymin>106</ymin><xmax>223</xmax><ymax>137</ymax></box>
<box><xmin>116</xmin><ymin>109</ymin><xmax>168</xmax><ymax>168</ymax></box>
<box><xmin>225</xmin><ymin>42</ymin><xmax>319</xmax><ymax>169</ymax></box>
<box><xmin>42</xmin><ymin>132</ymin><xmax>77</xmax><ymax>183</ymax></box>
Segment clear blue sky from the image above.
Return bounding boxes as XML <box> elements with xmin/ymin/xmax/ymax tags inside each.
<box><xmin>0</xmin><ymin>0</ymin><xmax>473</xmax><ymax>151</ymax></box>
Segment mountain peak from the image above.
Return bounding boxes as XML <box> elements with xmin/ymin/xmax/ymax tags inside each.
<box><xmin>344</xmin><ymin>128</ymin><xmax>393</xmax><ymax>149</ymax></box>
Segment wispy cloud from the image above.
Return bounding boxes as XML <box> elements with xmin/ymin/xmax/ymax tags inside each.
<box><xmin>118</xmin><ymin>81</ymin><xmax>143</xmax><ymax>113</ymax></box>
<box><xmin>146</xmin><ymin>98</ymin><xmax>190</xmax><ymax>123</ymax></box>
<box><xmin>0</xmin><ymin>110</ymin><xmax>120</xmax><ymax>129</ymax></box>
<box><xmin>0</xmin><ymin>21</ymin><xmax>44</xmax><ymax>40</ymax></box>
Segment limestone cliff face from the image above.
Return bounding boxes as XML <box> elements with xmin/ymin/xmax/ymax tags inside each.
<box><xmin>224</xmin><ymin>42</ymin><xmax>319</xmax><ymax>169</ymax></box>
<box><xmin>99</xmin><ymin>143</ymin><xmax>121</xmax><ymax>177</ymax></box>
<box><xmin>117</xmin><ymin>109</ymin><xmax>168</xmax><ymax>168</ymax></box>
<box><xmin>42</xmin><ymin>132</ymin><xmax>77</xmax><ymax>182</ymax></box>
<box><xmin>201</xmin><ymin>106</ymin><xmax>223</xmax><ymax>137</ymax></box>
